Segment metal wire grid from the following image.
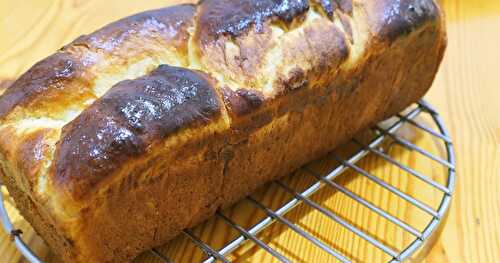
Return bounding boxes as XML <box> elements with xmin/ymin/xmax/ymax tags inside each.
<box><xmin>0</xmin><ymin>100</ymin><xmax>455</xmax><ymax>263</ymax></box>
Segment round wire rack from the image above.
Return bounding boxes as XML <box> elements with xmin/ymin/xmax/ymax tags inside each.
<box><xmin>0</xmin><ymin>100</ymin><xmax>455</xmax><ymax>262</ymax></box>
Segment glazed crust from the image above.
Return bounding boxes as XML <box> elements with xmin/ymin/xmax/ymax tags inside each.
<box><xmin>54</xmin><ymin>65</ymin><xmax>222</xmax><ymax>200</ymax></box>
<box><xmin>0</xmin><ymin>0</ymin><xmax>446</xmax><ymax>262</ymax></box>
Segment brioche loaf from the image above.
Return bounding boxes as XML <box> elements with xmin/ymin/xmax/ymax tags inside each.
<box><xmin>0</xmin><ymin>0</ymin><xmax>446</xmax><ymax>262</ymax></box>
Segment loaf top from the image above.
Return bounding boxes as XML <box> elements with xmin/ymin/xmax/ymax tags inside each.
<box><xmin>0</xmin><ymin>0</ymin><xmax>444</xmax><ymax>217</ymax></box>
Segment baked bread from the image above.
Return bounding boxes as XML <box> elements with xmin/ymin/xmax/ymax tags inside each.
<box><xmin>0</xmin><ymin>0</ymin><xmax>446</xmax><ymax>262</ymax></box>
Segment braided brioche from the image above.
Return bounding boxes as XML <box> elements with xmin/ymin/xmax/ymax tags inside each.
<box><xmin>0</xmin><ymin>0</ymin><xmax>446</xmax><ymax>262</ymax></box>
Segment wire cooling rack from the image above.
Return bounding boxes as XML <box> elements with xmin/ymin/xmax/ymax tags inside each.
<box><xmin>0</xmin><ymin>100</ymin><xmax>455</xmax><ymax>262</ymax></box>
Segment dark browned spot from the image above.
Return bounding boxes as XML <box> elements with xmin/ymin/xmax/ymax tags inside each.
<box><xmin>311</xmin><ymin>0</ymin><xmax>353</xmax><ymax>18</ymax></box>
<box><xmin>222</xmin><ymin>87</ymin><xmax>265</xmax><ymax>116</ymax></box>
<box><xmin>374</xmin><ymin>0</ymin><xmax>439</xmax><ymax>41</ymax></box>
<box><xmin>314</xmin><ymin>0</ymin><xmax>334</xmax><ymax>17</ymax></box>
<box><xmin>197</xmin><ymin>0</ymin><xmax>310</xmax><ymax>44</ymax></box>
<box><xmin>54</xmin><ymin>65</ymin><xmax>221</xmax><ymax>199</ymax></box>
<box><xmin>284</xmin><ymin>67</ymin><xmax>308</xmax><ymax>91</ymax></box>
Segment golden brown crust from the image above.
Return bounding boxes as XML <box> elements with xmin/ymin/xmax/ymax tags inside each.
<box><xmin>70</xmin><ymin>132</ymin><xmax>227</xmax><ymax>262</ymax></box>
<box><xmin>0</xmin><ymin>0</ymin><xmax>446</xmax><ymax>262</ymax></box>
<box><xmin>16</xmin><ymin>129</ymin><xmax>52</xmax><ymax>186</ymax></box>
<box><xmin>0</xmin><ymin>169</ymin><xmax>77</xmax><ymax>262</ymax></box>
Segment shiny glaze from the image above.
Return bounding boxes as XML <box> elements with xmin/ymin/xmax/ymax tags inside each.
<box><xmin>197</xmin><ymin>0</ymin><xmax>310</xmax><ymax>43</ymax></box>
<box><xmin>317</xmin><ymin>0</ymin><xmax>334</xmax><ymax>16</ymax></box>
<box><xmin>54</xmin><ymin>65</ymin><xmax>221</xmax><ymax>198</ymax></box>
<box><xmin>0</xmin><ymin>52</ymin><xmax>86</xmax><ymax>119</ymax></box>
<box><xmin>314</xmin><ymin>0</ymin><xmax>353</xmax><ymax>17</ymax></box>
<box><xmin>375</xmin><ymin>0</ymin><xmax>439</xmax><ymax>41</ymax></box>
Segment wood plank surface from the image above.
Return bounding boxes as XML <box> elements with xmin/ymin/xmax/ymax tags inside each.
<box><xmin>0</xmin><ymin>0</ymin><xmax>499</xmax><ymax>262</ymax></box>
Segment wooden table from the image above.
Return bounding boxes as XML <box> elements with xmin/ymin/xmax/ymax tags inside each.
<box><xmin>0</xmin><ymin>0</ymin><xmax>498</xmax><ymax>262</ymax></box>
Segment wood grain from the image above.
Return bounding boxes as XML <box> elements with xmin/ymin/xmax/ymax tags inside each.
<box><xmin>0</xmin><ymin>0</ymin><xmax>499</xmax><ymax>262</ymax></box>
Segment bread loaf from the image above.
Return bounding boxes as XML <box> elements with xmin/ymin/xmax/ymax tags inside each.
<box><xmin>0</xmin><ymin>0</ymin><xmax>446</xmax><ymax>262</ymax></box>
